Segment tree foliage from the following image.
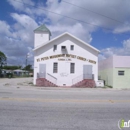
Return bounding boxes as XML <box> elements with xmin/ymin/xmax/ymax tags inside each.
<box><xmin>0</xmin><ymin>51</ymin><xmax>7</xmax><ymax>68</ymax></box>
<box><xmin>23</xmin><ymin>64</ymin><xmax>33</xmax><ymax>71</ymax></box>
<box><xmin>2</xmin><ymin>66</ymin><xmax>22</xmax><ymax>70</ymax></box>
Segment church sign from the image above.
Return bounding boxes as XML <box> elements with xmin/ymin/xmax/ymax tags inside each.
<box><xmin>37</xmin><ymin>54</ymin><xmax>96</xmax><ymax>64</ymax></box>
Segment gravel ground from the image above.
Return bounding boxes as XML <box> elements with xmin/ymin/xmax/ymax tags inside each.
<box><xmin>0</xmin><ymin>77</ymin><xmax>34</xmax><ymax>88</ymax></box>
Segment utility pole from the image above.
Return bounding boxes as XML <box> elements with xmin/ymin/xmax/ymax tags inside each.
<box><xmin>26</xmin><ymin>55</ymin><xmax>27</xmax><ymax>71</ymax></box>
<box><xmin>26</xmin><ymin>53</ymin><xmax>29</xmax><ymax>71</ymax></box>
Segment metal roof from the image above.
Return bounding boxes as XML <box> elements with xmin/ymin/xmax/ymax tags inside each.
<box><xmin>34</xmin><ymin>24</ymin><xmax>51</xmax><ymax>36</ymax></box>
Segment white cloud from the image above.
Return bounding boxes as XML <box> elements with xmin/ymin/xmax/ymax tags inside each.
<box><xmin>7</xmin><ymin>0</ymin><xmax>130</xmax><ymax>41</ymax></box>
<box><xmin>0</xmin><ymin>14</ymin><xmax>37</xmax><ymax>66</ymax></box>
<box><xmin>8</xmin><ymin>0</ymin><xmax>46</xmax><ymax>18</ymax></box>
<box><xmin>48</xmin><ymin>23</ymin><xmax>92</xmax><ymax>43</ymax></box>
<box><xmin>7</xmin><ymin>0</ymin><xmax>35</xmax><ymax>11</ymax></box>
<box><xmin>123</xmin><ymin>38</ymin><xmax>130</xmax><ymax>49</ymax></box>
<box><xmin>0</xmin><ymin>21</ymin><xmax>12</xmax><ymax>36</ymax></box>
<box><xmin>0</xmin><ymin>35</ymin><xmax>29</xmax><ymax>65</ymax></box>
<box><xmin>7</xmin><ymin>0</ymin><xmax>130</xmax><ymax>34</ymax></box>
<box><xmin>11</xmin><ymin>13</ymin><xmax>38</xmax><ymax>44</ymax></box>
<box><xmin>44</xmin><ymin>0</ymin><xmax>130</xmax><ymax>31</ymax></box>
<box><xmin>4</xmin><ymin>0</ymin><xmax>130</xmax><ymax>65</ymax></box>
<box><xmin>99</xmin><ymin>38</ymin><xmax>130</xmax><ymax>60</ymax></box>
<box><xmin>113</xmin><ymin>23</ymin><xmax>130</xmax><ymax>33</ymax></box>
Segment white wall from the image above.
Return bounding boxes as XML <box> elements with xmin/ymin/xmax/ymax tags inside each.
<box><xmin>98</xmin><ymin>56</ymin><xmax>113</xmax><ymax>70</ymax></box>
<box><xmin>34</xmin><ymin>32</ymin><xmax>50</xmax><ymax>48</ymax></box>
<box><xmin>34</xmin><ymin>34</ymin><xmax>98</xmax><ymax>86</ymax></box>
<box><xmin>113</xmin><ymin>56</ymin><xmax>130</xmax><ymax>68</ymax></box>
<box><xmin>99</xmin><ymin>55</ymin><xmax>130</xmax><ymax>70</ymax></box>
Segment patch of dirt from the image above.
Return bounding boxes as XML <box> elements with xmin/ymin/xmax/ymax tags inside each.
<box><xmin>0</xmin><ymin>77</ymin><xmax>33</xmax><ymax>88</ymax></box>
<box><xmin>4</xmin><ymin>83</ymin><xmax>11</xmax><ymax>86</ymax></box>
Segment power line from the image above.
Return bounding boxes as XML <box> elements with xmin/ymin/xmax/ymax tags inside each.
<box><xmin>13</xmin><ymin>0</ymin><xmax>114</xmax><ymax>31</ymax></box>
<box><xmin>62</xmin><ymin>0</ymin><xmax>124</xmax><ymax>24</ymax></box>
<box><xmin>12</xmin><ymin>0</ymin><xmax>130</xmax><ymax>37</ymax></box>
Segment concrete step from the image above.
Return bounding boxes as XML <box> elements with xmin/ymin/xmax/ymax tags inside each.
<box><xmin>72</xmin><ymin>79</ymin><xmax>95</xmax><ymax>88</ymax></box>
<box><xmin>36</xmin><ymin>78</ymin><xmax>58</xmax><ymax>87</ymax></box>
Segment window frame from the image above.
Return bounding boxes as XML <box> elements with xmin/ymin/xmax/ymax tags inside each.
<box><xmin>70</xmin><ymin>45</ymin><xmax>74</xmax><ymax>50</ymax></box>
<box><xmin>118</xmin><ymin>71</ymin><xmax>124</xmax><ymax>76</ymax></box>
<box><xmin>61</xmin><ymin>46</ymin><xmax>66</xmax><ymax>50</ymax></box>
<box><xmin>70</xmin><ymin>63</ymin><xmax>75</xmax><ymax>74</ymax></box>
<box><xmin>53</xmin><ymin>62</ymin><xmax>58</xmax><ymax>73</ymax></box>
<box><xmin>53</xmin><ymin>45</ymin><xmax>57</xmax><ymax>51</ymax></box>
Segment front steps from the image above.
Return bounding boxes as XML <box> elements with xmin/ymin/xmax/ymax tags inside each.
<box><xmin>36</xmin><ymin>78</ymin><xmax>95</xmax><ymax>88</ymax></box>
<box><xmin>71</xmin><ymin>79</ymin><xmax>96</xmax><ymax>88</ymax></box>
<box><xmin>36</xmin><ymin>78</ymin><xmax>57</xmax><ymax>87</ymax></box>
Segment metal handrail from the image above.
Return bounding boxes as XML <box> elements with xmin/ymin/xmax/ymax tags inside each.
<box><xmin>72</xmin><ymin>74</ymin><xmax>93</xmax><ymax>85</ymax></box>
<box><xmin>47</xmin><ymin>73</ymin><xmax>57</xmax><ymax>80</ymax></box>
<box><xmin>37</xmin><ymin>73</ymin><xmax>57</xmax><ymax>85</ymax></box>
<box><xmin>72</xmin><ymin>74</ymin><xmax>83</xmax><ymax>85</ymax></box>
<box><xmin>46</xmin><ymin>73</ymin><xmax>57</xmax><ymax>85</ymax></box>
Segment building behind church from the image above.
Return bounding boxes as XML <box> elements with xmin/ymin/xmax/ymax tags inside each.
<box><xmin>33</xmin><ymin>25</ymin><xmax>100</xmax><ymax>87</ymax></box>
<box><xmin>98</xmin><ymin>55</ymin><xmax>130</xmax><ymax>88</ymax></box>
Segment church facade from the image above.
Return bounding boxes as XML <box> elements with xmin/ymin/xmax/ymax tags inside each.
<box><xmin>33</xmin><ymin>25</ymin><xmax>100</xmax><ymax>87</ymax></box>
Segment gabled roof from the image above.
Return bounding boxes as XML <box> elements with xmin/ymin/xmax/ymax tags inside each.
<box><xmin>34</xmin><ymin>24</ymin><xmax>51</xmax><ymax>36</ymax></box>
<box><xmin>33</xmin><ymin>32</ymin><xmax>100</xmax><ymax>53</ymax></box>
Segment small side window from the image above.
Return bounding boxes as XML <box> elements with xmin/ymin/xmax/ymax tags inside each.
<box><xmin>71</xmin><ymin>45</ymin><xmax>74</xmax><ymax>50</ymax></box>
<box><xmin>53</xmin><ymin>63</ymin><xmax>58</xmax><ymax>73</ymax></box>
<box><xmin>118</xmin><ymin>71</ymin><xmax>124</xmax><ymax>76</ymax></box>
<box><xmin>54</xmin><ymin>45</ymin><xmax>57</xmax><ymax>51</ymax></box>
<box><xmin>70</xmin><ymin>63</ymin><xmax>75</xmax><ymax>73</ymax></box>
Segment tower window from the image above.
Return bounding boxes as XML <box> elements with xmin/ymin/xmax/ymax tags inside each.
<box><xmin>54</xmin><ymin>45</ymin><xmax>57</xmax><ymax>51</ymax></box>
<box><xmin>71</xmin><ymin>45</ymin><xmax>74</xmax><ymax>50</ymax></box>
<box><xmin>53</xmin><ymin>63</ymin><xmax>58</xmax><ymax>73</ymax></box>
<box><xmin>70</xmin><ymin>63</ymin><xmax>75</xmax><ymax>73</ymax></box>
<box><xmin>61</xmin><ymin>46</ymin><xmax>66</xmax><ymax>50</ymax></box>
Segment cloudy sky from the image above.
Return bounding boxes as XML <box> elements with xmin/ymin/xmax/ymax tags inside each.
<box><xmin>0</xmin><ymin>0</ymin><xmax>130</xmax><ymax>67</ymax></box>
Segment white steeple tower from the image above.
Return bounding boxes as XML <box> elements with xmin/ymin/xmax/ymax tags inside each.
<box><xmin>34</xmin><ymin>24</ymin><xmax>51</xmax><ymax>48</ymax></box>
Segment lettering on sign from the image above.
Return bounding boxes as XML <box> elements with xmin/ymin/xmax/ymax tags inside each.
<box><xmin>66</xmin><ymin>54</ymin><xmax>76</xmax><ymax>58</ymax></box>
<box><xmin>58</xmin><ymin>59</ymin><xmax>71</xmax><ymax>61</ymax></box>
<box><xmin>37</xmin><ymin>59</ymin><xmax>40</xmax><ymax>62</ymax></box>
<box><xmin>58</xmin><ymin>59</ymin><xmax>65</xmax><ymax>61</ymax></box>
<box><xmin>50</xmin><ymin>54</ymin><xmax>65</xmax><ymax>59</ymax></box>
<box><xmin>36</xmin><ymin>54</ymin><xmax>96</xmax><ymax>64</ymax></box>
<box><xmin>89</xmin><ymin>60</ymin><xmax>96</xmax><ymax>64</ymax></box>
<box><xmin>41</xmin><ymin>57</ymin><xmax>49</xmax><ymax>61</ymax></box>
<box><xmin>77</xmin><ymin>56</ymin><xmax>86</xmax><ymax>61</ymax></box>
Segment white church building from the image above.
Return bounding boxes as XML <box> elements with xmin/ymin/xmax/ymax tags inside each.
<box><xmin>33</xmin><ymin>25</ymin><xmax>100</xmax><ymax>87</ymax></box>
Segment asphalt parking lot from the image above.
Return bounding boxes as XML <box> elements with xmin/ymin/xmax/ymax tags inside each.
<box><xmin>0</xmin><ymin>78</ymin><xmax>130</xmax><ymax>130</ymax></box>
